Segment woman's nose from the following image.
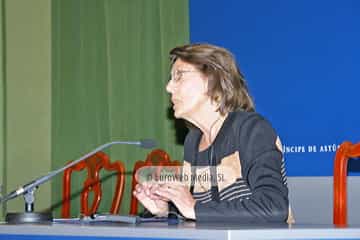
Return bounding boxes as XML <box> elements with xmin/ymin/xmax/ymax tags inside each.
<box><xmin>166</xmin><ymin>80</ymin><xmax>174</xmax><ymax>94</ymax></box>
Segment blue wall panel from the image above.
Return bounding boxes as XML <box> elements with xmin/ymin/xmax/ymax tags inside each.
<box><xmin>189</xmin><ymin>1</ymin><xmax>360</xmax><ymax>176</ymax></box>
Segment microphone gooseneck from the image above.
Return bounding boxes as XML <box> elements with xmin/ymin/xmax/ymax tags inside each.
<box><xmin>0</xmin><ymin>139</ymin><xmax>157</xmax><ymax>204</ymax></box>
<box><xmin>0</xmin><ymin>139</ymin><xmax>157</xmax><ymax>224</ymax></box>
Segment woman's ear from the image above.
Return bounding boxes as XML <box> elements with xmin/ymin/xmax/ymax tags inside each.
<box><xmin>214</xmin><ymin>94</ymin><xmax>221</xmax><ymax>102</ymax></box>
<box><xmin>213</xmin><ymin>95</ymin><xmax>222</xmax><ymax>109</ymax></box>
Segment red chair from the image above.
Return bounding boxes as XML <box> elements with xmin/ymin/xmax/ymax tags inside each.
<box><xmin>333</xmin><ymin>141</ymin><xmax>360</xmax><ymax>226</ymax></box>
<box><xmin>62</xmin><ymin>151</ymin><xmax>125</xmax><ymax>218</ymax></box>
<box><xmin>129</xmin><ymin>149</ymin><xmax>181</xmax><ymax>215</ymax></box>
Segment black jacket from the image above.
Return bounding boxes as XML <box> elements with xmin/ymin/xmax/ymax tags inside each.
<box><xmin>183</xmin><ymin>111</ymin><xmax>289</xmax><ymax>223</ymax></box>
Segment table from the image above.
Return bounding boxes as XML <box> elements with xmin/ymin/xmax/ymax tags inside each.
<box><xmin>1</xmin><ymin>221</ymin><xmax>360</xmax><ymax>240</ymax></box>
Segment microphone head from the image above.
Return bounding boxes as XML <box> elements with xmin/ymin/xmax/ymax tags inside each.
<box><xmin>140</xmin><ymin>139</ymin><xmax>157</xmax><ymax>149</ymax></box>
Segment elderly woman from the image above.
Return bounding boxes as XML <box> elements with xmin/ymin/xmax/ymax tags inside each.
<box><xmin>134</xmin><ymin>43</ymin><xmax>291</xmax><ymax>223</ymax></box>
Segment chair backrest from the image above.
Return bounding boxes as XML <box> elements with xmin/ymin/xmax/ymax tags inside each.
<box><xmin>333</xmin><ymin>141</ymin><xmax>360</xmax><ymax>226</ymax></box>
<box><xmin>62</xmin><ymin>151</ymin><xmax>125</xmax><ymax>218</ymax></box>
<box><xmin>129</xmin><ymin>149</ymin><xmax>181</xmax><ymax>215</ymax></box>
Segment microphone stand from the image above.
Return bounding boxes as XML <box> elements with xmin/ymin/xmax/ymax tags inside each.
<box><xmin>1</xmin><ymin>140</ymin><xmax>156</xmax><ymax>224</ymax></box>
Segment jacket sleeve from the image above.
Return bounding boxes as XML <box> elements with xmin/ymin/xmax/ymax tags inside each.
<box><xmin>194</xmin><ymin>116</ymin><xmax>289</xmax><ymax>223</ymax></box>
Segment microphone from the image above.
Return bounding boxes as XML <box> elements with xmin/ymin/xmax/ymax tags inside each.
<box><xmin>0</xmin><ymin>139</ymin><xmax>157</xmax><ymax>223</ymax></box>
<box><xmin>139</xmin><ymin>139</ymin><xmax>157</xmax><ymax>149</ymax></box>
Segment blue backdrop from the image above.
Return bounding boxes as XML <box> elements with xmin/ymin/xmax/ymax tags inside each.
<box><xmin>189</xmin><ymin>1</ymin><xmax>360</xmax><ymax>176</ymax></box>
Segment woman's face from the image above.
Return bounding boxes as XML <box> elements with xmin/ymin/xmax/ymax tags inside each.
<box><xmin>166</xmin><ymin>59</ymin><xmax>209</xmax><ymax>119</ymax></box>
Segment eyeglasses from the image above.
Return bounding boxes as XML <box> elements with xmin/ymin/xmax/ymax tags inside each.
<box><xmin>169</xmin><ymin>69</ymin><xmax>198</xmax><ymax>84</ymax></box>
